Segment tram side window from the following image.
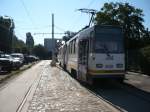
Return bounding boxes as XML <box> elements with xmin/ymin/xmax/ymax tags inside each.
<box><xmin>71</xmin><ymin>41</ymin><xmax>73</xmax><ymax>54</ymax></box>
<box><xmin>69</xmin><ymin>42</ymin><xmax>72</xmax><ymax>54</ymax></box>
<box><xmin>72</xmin><ymin>41</ymin><xmax>73</xmax><ymax>54</ymax></box>
<box><xmin>72</xmin><ymin>40</ymin><xmax>74</xmax><ymax>54</ymax></box>
<box><xmin>59</xmin><ymin>49</ymin><xmax>61</xmax><ymax>55</ymax></box>
<box><xmin>73</xmin><ymin>39</ymin><xmax>76</xmax><ymax>54</ymax></box>
<box><xmin>69</xmin><ymin>43</ymin><xmax>70</xmax><ymax>54</ymax></box>
<box><xmin>69</xmin><ymin>40</ymin><xmax>76</xmax><ymax>54</ymax></box>
<box><xmin>70</xmin><ymin>43</ymin><xmax>71</xmax><ymax>54</ymax></box>
<box><xmin>72</xmin><ymin>41</ymin><xmax>74</xmax><ymax>54</ymax></box>
<box><xmin>68</xmin><ymin>44</ymin><xmax>69</xmax><ymax>54</ymax></box>
<box><xmin>68</xmin><ymin>44</ymin><xmax>70</xmax><ymax>54</ymax></box>
<box><xmin>89</xmin><ymin>32</ymin><xmax>94</xmax><ymax>53</ymax></box>
<box><xmin>70</xmin><ymin>42</ymin><xmax>72</xmax><ymax>54</ymax></box>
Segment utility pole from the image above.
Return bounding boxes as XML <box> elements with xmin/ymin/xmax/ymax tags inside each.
<box><xmin>51</xmin><ymin>13</ymin><xmax>56</xmax><ymax>66</ymax></box>
<box><xmin>52</xmin><ymin>13</ymin><xmax>54</xmax><ymax>59</ymax></box>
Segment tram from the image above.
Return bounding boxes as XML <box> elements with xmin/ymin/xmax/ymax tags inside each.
<box><xmin>58</xmin><ymin>25</ymin><xmax>125</xmax><ymax>84</ymax></box>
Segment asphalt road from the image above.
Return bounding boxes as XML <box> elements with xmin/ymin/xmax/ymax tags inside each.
<box><xmin>85</xmin><ymin>75</ymin><xmax>150</xmax><ymax>112</ymax></box>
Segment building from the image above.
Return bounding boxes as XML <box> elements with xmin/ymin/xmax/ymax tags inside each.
<box><xmin>26</xmin><ymin>32</ymin><xmax>34</xmax><ymax>54</ymax></box>
<box><xmin>44</xmin><ymin>38</ymin><xmax>62</xmax><ymax>53</ymax></box>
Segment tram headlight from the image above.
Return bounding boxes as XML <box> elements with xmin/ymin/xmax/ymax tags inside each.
<box><xmin>96</xmin><ymin>64</ymin><xmax>103</xmax><ymax>68</ymax></box>
<box><xmin>116</xmin><ymin>64</ymin><xmax>123</xmax><ymax>68</ymax></box>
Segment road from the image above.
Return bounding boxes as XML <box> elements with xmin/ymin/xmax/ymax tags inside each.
<box><xmin>0</xmin><ymin>61</ymin><xmax>45</xmax><ymax>112</ymax></box>
<box><xmin>0</xmin><ymin>60</ymin><xmax>150</xmax><ymax>112</ymax></box>
<box><xmin>84</xmin><ymin>72</ymin><xmax>150</xmax><ymax>112</ymax></box>
<box><xmin>126</xmin><ymin>72</ymin><xmax>150</xmax><ymax>92</ymax></box>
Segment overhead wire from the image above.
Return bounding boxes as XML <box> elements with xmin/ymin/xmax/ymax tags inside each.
<box><xmin>69</xmin><ymin>0</ymin><xmax>97</xmax><ymax>32</ymax></box>
<box><xmin>15</xmin><ymin>25</ymin><xmax>51</xmax><ymax>30</ymax></box>
<box><xmin>87</xmin><ymin>0</ymin><xmax>96</xmax><ymax>8</ymax></box>
<box><xmin>54</xmin><ymin>25</ymin><xmax>66</xmax><ymax>32</ymax></box>
<box><xmin>19</xmin><ymin>0</ymin><xmax>36</xmax><ymax>28</ymax></box>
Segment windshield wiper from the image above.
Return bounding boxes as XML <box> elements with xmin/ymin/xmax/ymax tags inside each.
<box><xmin>103</xmin><ymin>44</ymin><xmax>110</xmax><ymax>57</ymax></box>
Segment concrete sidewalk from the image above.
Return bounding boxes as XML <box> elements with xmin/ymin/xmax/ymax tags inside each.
<box><xmin>22</xmin><ymin>63</ymin><xmax>120</xmax><ymax>112</ymax></box>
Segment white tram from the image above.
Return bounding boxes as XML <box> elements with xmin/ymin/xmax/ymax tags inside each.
<box><xmin>58</xmin><ymin>25</ymin><xmax>125</xmax><ymax>84</ymax></box>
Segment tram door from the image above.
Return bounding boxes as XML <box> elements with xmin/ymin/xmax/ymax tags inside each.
<box><xmin>78</xmin><ymin>39</ymin><xmax>88</xmax><ymax>82</ymax></box>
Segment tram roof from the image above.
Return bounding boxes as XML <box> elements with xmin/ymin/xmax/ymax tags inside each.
<box><xmin>66</xmin><ymin>25</ymin><xmax>122</xmax><ymax>44</ymax></box>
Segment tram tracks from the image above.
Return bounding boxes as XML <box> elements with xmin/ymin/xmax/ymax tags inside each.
<box><xmin>84</xmin><ymin>84</ymin><xmax>126</xmax><ymax>112</ymax></box>
<box><xmin>83</xmin><ymin>80</ymin><xmax>150</xmax><ymax>112</ymax></box>
<box><xmin>117</xmin><ymin>81</ymin><xmax>150</xmax><ymax>103</ymax></box>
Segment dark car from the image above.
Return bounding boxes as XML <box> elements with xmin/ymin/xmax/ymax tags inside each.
<box><xmin>3</xmin><ymin>54</ymin><xmax>22</xmax><ymax>70</ymax></box>
<box><xmin>0</xmin><ymin>54</ymin><xmax>13</xmax><ymax>72</ymax></box>
<box><xmin>24</xmin><ymin>55</ymin><xmax>39</xmax><ymax>63</ymax></box>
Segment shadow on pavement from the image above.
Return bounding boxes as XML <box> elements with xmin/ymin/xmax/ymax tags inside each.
<box><xmin>55</xmin><ymin>65</ymin><xmax>150</xmax><ymax>112</ymax></box>
<box><xmin>84</xmin><ymin>80</ymin><xmax>150</xmax><ymax>112</ymax></box>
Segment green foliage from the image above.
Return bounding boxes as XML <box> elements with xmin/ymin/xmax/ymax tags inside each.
<box><xmin>95</xmin><ymin>2</ymin><xmax>150</xmax><ymax>73</ymax></box>
<box><xmin>26</xmin><ymin>32</ymin><xmax>34</xmax><ymax>54</ymax></box>
<box><xmin>140</xmin><ymin>45</ymin><xmax>150</xmax><ymax>74</ymax></box>
<box><xmin>26</xmin><ymin>32</ymin><xmax>34</xmax><ymax>48</ymax></box>
<box><xmin>0</xmin><ymin>16</ymin><xmax>29</xmax><ymax>54</ymax></box>
<box><xmin>0</xmin><ymin>16</ymin><xmax>14</xmax><ymax>53</ymax></box>
<box><xmin>32</xmin><ymin>44</ymin><xmax>51</xmax><ymax>59</ymax></box>
<box><xmin>95</xmin><ymin>2</ymin><xmax>147</xmax><ymax>49</ymax></box>
<box><xmin>12</xmin><ymin>35</ymin><xmax>28</xmax><ymax>53</ymax></box>
<box><xmin>62</xmin><ymin>36</ymin><xmax>70</xmax><ymax>42</ymax></box>
<box><xmin>63</xmin><ymin>31</ymin><xmax>76</xmax><ymax>42</ymax></box>
<box><xmin>0</xmin><ymin>16</ymin><xmax>14</xmax><ymax>29</ymax></box>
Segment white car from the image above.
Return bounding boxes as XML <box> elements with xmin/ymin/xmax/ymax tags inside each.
<box><xmin>11</xmin><ymin>53</ymin><xmax>24</xmax><ymax>65</ymax></box>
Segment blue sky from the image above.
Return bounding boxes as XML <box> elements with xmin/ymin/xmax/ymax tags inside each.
<box><xmin>0</xmin><ymin>0</ymin><xmax>150</xmax><ymax>45</ymax></box>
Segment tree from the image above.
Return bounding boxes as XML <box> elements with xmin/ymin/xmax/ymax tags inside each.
<box><xmin>11</xmin><ymin>35</ymin><xmax>29</xmax><ymax>53</ymax></box>
<box><xmin>26</xmin><ymin>32</ymin><xmax>34</xmax><ymax>54</ymax></box>
<box><xmin>32</xmin><ymin>44</ymin><xmax>50</xmax><ymax>59</ymax></box>
<box><xmin>62</xmin><ymin>31</ymin><xmax>76</xmax><ymax>42</ymax></box>
<box><xmin>95</xmin><ymin>2</ymin><xmax>150</xmax><ymax>71</ymax></box>
<box><xmin>0</xmin><ymin>16</ymin><xmax>29</xmax><ymax>54</ymax></box>
<box><xmin>95</xmin><ymin>2</ymin><xmax>145</xmax><ymax>49</ymax></box>
<box><xmin>0</xmin><ymin>16</ymin><xmax>15</xmax><ymax>53</ymax></box>
<box><xmin>141</xmin><ymin>28</ymin><xmax>150</xmax><ymax>46</ymax></box>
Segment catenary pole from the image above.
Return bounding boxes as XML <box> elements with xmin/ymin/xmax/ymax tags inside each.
<box><xmin>52</xmin><ymin>13</ymin><xmax>54</xmax><ymax>59</ymax></box>
<box><xmin>50</xmin><ymin>13</ymin><xmax>56</xmax><ymax>66</ymax></box>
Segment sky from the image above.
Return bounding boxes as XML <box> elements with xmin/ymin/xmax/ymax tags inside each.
<box><xmin>0</xmin><ymin>0</ymin><xmax>150</xmax><ymax>45</ymax></box>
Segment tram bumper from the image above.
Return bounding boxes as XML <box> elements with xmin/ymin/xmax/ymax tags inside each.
<box><xmin>88</xmin><ymin>70</ymin><xmax>125</xmax><ymax>79</ymax></box>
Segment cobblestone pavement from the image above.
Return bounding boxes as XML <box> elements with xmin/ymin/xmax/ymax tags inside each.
<box><xmin>27</xmin><ymin>63</ymin><xmax>119</xmax><ymax>112</ymax></box>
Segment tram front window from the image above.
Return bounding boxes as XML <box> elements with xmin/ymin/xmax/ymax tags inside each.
<box><xmin>95</xmin><ymin>33</ymin><xmax>124</xmax><ymax>53</ymax></box>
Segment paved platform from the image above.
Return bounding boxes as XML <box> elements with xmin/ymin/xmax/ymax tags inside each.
<box><xmin>23</xmin><ymin>63</ymin><xmax>120</xmax><ymax>112</ymax></box>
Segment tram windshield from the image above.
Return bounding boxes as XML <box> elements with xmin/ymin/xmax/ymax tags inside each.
<box><xmin>95</xmin><ymin>27</ymin><xmax>124</xmax><ymax>53</ymax></box>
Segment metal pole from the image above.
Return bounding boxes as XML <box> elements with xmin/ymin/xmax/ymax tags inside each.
<box><xmin>52</xmin><ymin>13</ymin><xmax>54</xmax><ymax>60</ymax></box>
<box><xmin>50</xmin><ymin>13</ymin><xmax>56</xmax><ymax>66</ymax></box>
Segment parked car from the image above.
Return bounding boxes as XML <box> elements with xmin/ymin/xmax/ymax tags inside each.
<box><xmin>3</xmin><ymin>54</ymin><xmax>22</xmax><ymax>69</ymax></box>
<box><xmin>24</xmin><ymin>55</ymin><xmax>39</xmax><ymax>63</ymax></box>
<box><xmin>0</xmin><ymin>54</ymin><xmax>13</xmax><ymax>72</ymax></box>
<box><xmin>11</xmin><ymin>53</ymin><xmax>24</xmax><ymax>65</ymax></box>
